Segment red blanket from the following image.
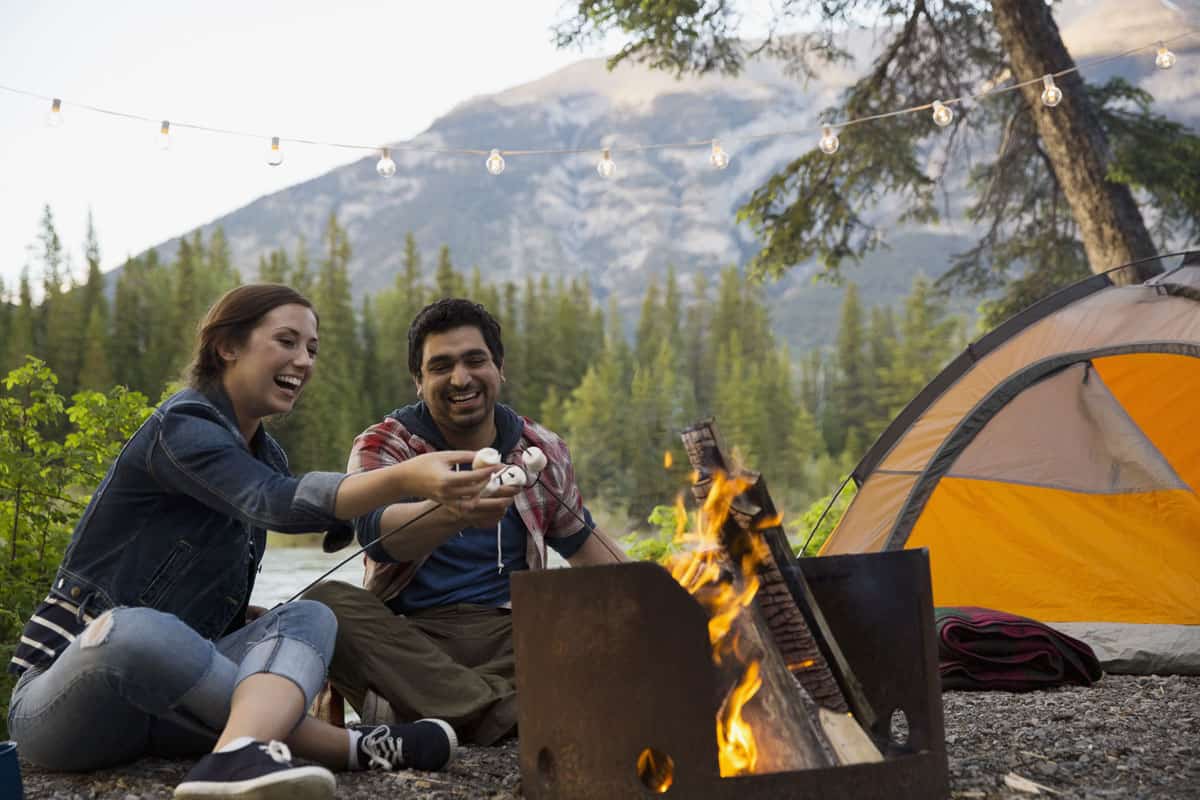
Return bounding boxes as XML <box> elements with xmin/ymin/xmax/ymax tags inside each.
<box><xmin>935</xmin><ymin>606</ymin><xmax>1103</xmax><ymax>691</ymax></box>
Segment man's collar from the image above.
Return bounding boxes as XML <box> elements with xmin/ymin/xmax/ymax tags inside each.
<box><xmin>394</xmin><ymin>401</ymin><xmax>523</xmax><ymax>454</ymax></box>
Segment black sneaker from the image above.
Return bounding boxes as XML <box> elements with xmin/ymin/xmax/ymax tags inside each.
<box><xmin>353</xmin><ymin>719</ymin><xmax>458</xmax><ymax>772</ymax></box>
<box><xmin>174</xmin><ymin>740</ymin><xmax>335</xmax><ymax>799</ymax></box>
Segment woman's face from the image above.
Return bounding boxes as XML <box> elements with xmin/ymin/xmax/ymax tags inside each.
<box><xmin>220</xmin><ymin>303</ymin><xmax>319</xmax><ymax>426</ymax></box>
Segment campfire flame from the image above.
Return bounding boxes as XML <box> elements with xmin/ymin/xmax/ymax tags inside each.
<box><xmin>665</xmin><ymin>470</ymin><xmax>771</xmax><ymax>777</ymax></box>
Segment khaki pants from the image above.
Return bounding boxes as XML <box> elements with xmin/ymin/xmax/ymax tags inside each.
<box><xmin>302</xmin><ymin>581</ymin><xmax>518</xmax><ymax>745</ymax></box>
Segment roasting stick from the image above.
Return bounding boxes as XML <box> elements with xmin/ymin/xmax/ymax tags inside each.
<box><xmin>278</xmin><ymin>447</ymin><xmax>550</xmax><ymax>605</ymax></box>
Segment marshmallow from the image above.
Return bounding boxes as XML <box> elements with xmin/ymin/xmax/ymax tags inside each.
<box><xmin>522</xmin><ymin>447</ymin><xmax>547</xmax><ymax>474</ymax></box>
<box><xmin>472</xmin><ymin>448</ymin><xmax>502</xmax><ymax>469</ymax></box>
<box><xmin>473</xmin><ymin>446</ymin><xmax>548</xmax><ymax>496</ymax></box>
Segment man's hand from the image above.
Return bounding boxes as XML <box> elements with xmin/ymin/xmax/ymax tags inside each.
<box><xmin>245</xmin><ymin>605</ymin><xmax>268</xmax><ymax>623</ymax></box>
<box><xmin>447</xmin><ymin>483</ymin><xmax>521</xmax><ymax>528</ymax></box>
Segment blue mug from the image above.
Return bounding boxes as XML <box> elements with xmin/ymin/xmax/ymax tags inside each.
<box><xmin>0</xmin><ymin>740</ymin><xmax>22</xmax><ymax>800</ymax></box>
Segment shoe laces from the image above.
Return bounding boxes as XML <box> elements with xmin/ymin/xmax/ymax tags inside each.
<box><xmin>260</xmin><ymin>740</ymin><xmax>293</xmax><ymax>765</ymax></box>
<box><xmin>360</xmin><ymin>725</ymin><xmax>404</xmax><ymax>770</ymax></box>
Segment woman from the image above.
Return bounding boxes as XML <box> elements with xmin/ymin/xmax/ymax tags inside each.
<box><xmin>6</xmin><ymin>284</ymin><xmax>498</xmax><ymax>799</ymax></box>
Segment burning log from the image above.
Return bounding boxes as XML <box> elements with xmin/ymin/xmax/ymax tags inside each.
<box><xmin>668</xmin><ymin>471</ymin><xmax>839</xmax><ymax>774</ymax></box>
<box><xmin>680</xmin><ymin>420</ymin><xmax>878</xmax><ymax>730</ymax></box>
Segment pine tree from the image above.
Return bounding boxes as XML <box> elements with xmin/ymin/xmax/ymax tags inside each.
<box><xmin>887</xmin><ymin>275</ymin><xmax>961</xmax><ymax>419</ymax></box>
<box><xmin>828</xmin><ymin>283</ymin><xmax>868</xmax><ymax>455</ymax></box>
<box><xmin>634</xmin><ymin>278</ymin><xmax>663</xmax><ymax>367</ymax></box>
<box><xmin>0</xmin><ymin>277</ymin><xmax>8</xmax><ymax>366</ymax></box>
<box><xmin>497</xmin><ymin>281</ymin><xmax>522</xmax><ymax>408</ymax></box>
<box><xmin>863</xmin><ymin>305</ymin><xmax>898</xmax><ymax>442</ymax></box>
<box><xmin>683</xmin><ymin>271</ymin><xmax>713</xmax><ymax>414</ymax></box>
<box><xmin>561</xmin><ymin>299</ymin><xmax>634</xmax><ymax>512</ymax></box>
<box><xmin>359</xmin><ymin>295</ymin><xmax>385</xmax><ymax>420</ymax></box>
<box><xmin>140</xmin><ymin>249</ymin><xmax>178</xmax><ymax>391</ymax></box>
<box><xmin>76</xmin><ymin>214</ymin><xmax>111</xmax><ymax>391</ymax></box>
<box><xmin>287</xmin><ymin>213</ymin><xmax>364</xmax><ymax>472</ymax></box>
<box><xmin>626</xmin><ymin>338</ymin><xmax>696</xmax><ymax>518</ymax></box>
<box><xmin>258</xmin><ymin>248</ymin><xmax>291</xmax><ymax>284</ymax></box>
<box><xmin>76</xmin><ymin>304</ymin><xmax>113</xmax><ymax>389</ymax></box>
<box><xmin>110</xmin><ymin>256</ymin><xmax>147</xmax><ymax>391</ymax></box>
<box><xmin>433</xmin><ymin>245</ymin><xmax>465</xmax><ymax>299</ymax></box>
<box><xmin>36</xmin><ymin>206</ymin><xmax>80</xmax><ymax>393</ymax></box>
<box><xmin>10</xmin><ymin>271</ymin><xmax>36</xmax><ymax>371</ymax></box>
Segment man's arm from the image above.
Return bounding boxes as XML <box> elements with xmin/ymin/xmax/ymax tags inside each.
<box><xmin>370</xmin><ymin>487</ymin><xmax>520</xmax><ymax>563</ymax></box>
<box><xmin>566</xmin><ymin>527</ymin><xmax>629</xmax><ymax>566</ymax></box>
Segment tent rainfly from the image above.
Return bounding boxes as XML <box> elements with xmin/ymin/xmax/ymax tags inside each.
<box><xmin>821</xmin><ymin>251</ymin><xmax>1200</xmax><ymax>675</ymax></box>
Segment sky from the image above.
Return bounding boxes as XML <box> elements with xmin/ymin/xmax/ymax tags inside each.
<box><xmin>0</xmin><ymin>0</ymin><xmax>638</xmax><ymax>287</ymax></box>
<box><xmin>1</xmin><ymin>1</ymin><xmax>1195</xmax><ymax>291</ymax></box>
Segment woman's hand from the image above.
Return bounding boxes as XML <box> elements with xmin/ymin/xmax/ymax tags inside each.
<box><xmin>245</xmin><ymin>605</ymin><xmax>269</xmax><ymax>623</ymax></box>
<box><xmin>397</xmin><ymin>450</ymin><xmax>501</xmax><ymax>509</ymax></box>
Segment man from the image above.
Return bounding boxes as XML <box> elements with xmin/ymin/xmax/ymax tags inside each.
<box><xmin>306</xmin><ymin>298</ymin><xmax>627</xmax><ymax>746</ymax></box>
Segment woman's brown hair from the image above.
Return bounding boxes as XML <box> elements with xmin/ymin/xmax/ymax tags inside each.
<box><xmin>186</xmin><ymin>284</ymin><xmax>318</xmax><ymax>389</ymax></box>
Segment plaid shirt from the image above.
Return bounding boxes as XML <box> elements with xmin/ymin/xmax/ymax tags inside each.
<box><xmin>349</xmin><ymin>412</ymin><xmax>586</xmax><ymax>604</ymax></box>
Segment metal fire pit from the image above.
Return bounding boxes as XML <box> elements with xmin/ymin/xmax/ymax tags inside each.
<box><xmin>511</xmin><ymin>549</ymin><xmax>948</xmax><ymax>799</ymax></box>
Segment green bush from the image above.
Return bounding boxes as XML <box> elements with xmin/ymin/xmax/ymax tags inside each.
<box><xmin>622</xmin><ymin>504</ymin><xmax>685</xmax><ymax>565</ymax></box>
<box><xmin>0</xmin><ymin>358</ymin><xmax>152</xmax><ymax>737</ymax></box>
<box><xmin>790</xmin><ymin>480</ymin><xmax>858</xmax><ymax>557</ymax></box>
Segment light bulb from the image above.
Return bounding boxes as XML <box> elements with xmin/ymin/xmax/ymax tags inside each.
<box><xmin>46</xmin><ymin>98</ymin><xmax>63</xmax><ymax>128</ymax></box>
<box><xmin>1155</xmin><ymin>42</ymin><xmax>1176</xmax><ymax>70</ymax></box>
<box><xmin>267</xmin><ymin>136</ymin><xmax>284</xmax><ymax>167</ymax></box>
<box><xmin>376</xmin><ymin>148</ymin><xmax>396</xmax><ymax>177</ymax></box>
<box><xmin>931</xmin><ymin>100</ymin><xmax>954</xmax><ymax>127</ymax></box>
<box><xmin>1040</xmin><ymin>75</ymin><xmax>1062</xmax><ymax>107</ymax></box>
<box><xmin>596</xmin><ymin>148</ymin><xmax>615</xmax><ymax>178</ymax></box>
<box><xmin>159</xmin><ymin>120</ymin><xmax>171</xmax><ymax>150</ymax></box>
<box><xmin>486</xmin><ymin>148</ymin><xmax>505</xmax><ymax>175</ymax></box>
<box><xmin>819</xmin><ymin>126</ymin><xmax>840</xmax><ymax>155</ymax></box>
<box><xmin>710</xmin><ymin>140</ymin><xmax>730</xmax><ymax>169</ymax></box>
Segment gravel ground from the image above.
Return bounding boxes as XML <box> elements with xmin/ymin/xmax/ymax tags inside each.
<box><xmin>16</xmin><ymin>675</ymin><xmax>1200</xmax><ymax>799</ymax></box>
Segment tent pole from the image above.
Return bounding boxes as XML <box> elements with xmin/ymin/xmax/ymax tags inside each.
<box><xmin>801</xmin><ymin>473</ymin><xmax>854</xmax><ymax>556</ymax></box>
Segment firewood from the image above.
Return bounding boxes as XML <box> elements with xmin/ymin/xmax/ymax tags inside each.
<box><xmin>681</xmin><ymin>419</ymin><xmax>876</xmax><ymax>729</ymax></box>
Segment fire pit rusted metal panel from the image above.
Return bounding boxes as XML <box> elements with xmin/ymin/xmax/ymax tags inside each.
<box><xmin>511</xmin><ymin>562</ymin><xmax>723</xmax><ymax>798</ymax></box>
<box><xmin>511</xmin><ymin>550</ymin><xmax>948</xmax><ymax>799</ymax></box>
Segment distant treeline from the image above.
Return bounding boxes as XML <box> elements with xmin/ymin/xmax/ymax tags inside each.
<box><xmin>0</xmin><ymin>205</ymin><xmax>967</xmax><ymax>525</ymax></box>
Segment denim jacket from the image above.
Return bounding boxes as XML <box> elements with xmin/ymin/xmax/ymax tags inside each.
<box><xmin>48</xmin><ymin>385</ymin><xmax>351</xmax><ymax>641</ymax></box>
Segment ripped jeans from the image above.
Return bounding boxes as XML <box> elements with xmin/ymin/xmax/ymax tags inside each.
<box><xmin>7</xmin><ymin>601</ymin><xmax>336</xmax><ymax>771</ymax></box>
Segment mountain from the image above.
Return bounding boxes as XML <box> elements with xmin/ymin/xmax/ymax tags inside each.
<box><xmin>141</xmin><ymin>0</ymin><xmax>1199</xmax><ymax>352</ymax></box>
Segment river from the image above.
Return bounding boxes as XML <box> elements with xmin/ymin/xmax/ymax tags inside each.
<box><xmin>250</xmin><ymin>546</ymin><xmax>366</xmax><ymax>607</ymax></box>
<box><xmin>250</xmin><ymin>544</ymin><xmax>571</xmax><ymax>607</ymax></box>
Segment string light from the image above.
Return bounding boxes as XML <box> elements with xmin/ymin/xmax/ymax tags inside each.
<box><xmin>931</xmin><ymin>100</ymin><xmax>954</xmax><ymax>127</ymax></box>
<box><xmin>486</xmin><ymin>148</ymin><xmax>505</xmax><ymax>175</ymax></box>
<box><xmin>1040</xmin><ymin>75</ymin><xmax>1063</xmax><ymax>107</ymax></box>
<box><xmin>159</xmin><ymin>120</ymin><xmax>171</xmax><ymax>150</ymax></box>
<box><xmin>376</xmin><ymin>148</ymin><xmax>396</xmax><ymax>177</ymax></box>
<box><xmin>46</xmin><ymin>98</ymin><xmax>62</xmax><ymax>127</ymax></box>
<box><xmin>819</xmin><ymin>126</ymin><xmax>840</xmax><ymax>155</ymax></box>
<box><xmin>1</xmin><ymin>29</ymin><xmax>1191</xmax><ymax>176</ymax></box>
<box><xmin>710</xmin><ymin>140</ymin><xmax>730</xmax><ymax>169</ymax></box>
<box><xmin>596</xmin><ymin>147</ymin><xmax>615</xmax><ymax>178</ymax></box>
<box><xmin>1156</xmin><ymin>41</ymin><xmax>1176</xmax><ymax>69</ymax></box>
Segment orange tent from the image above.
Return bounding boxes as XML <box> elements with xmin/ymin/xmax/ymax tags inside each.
<box><xmin>821</xmin><ymin>252</ymin><xmax>1200</xmax><ymax>674</ymax></box>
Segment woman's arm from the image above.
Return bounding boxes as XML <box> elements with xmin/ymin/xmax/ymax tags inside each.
<box><xmin>149</xmin><ymin>402</ymin><xmax>497</xmax><ymax>531</ymax></box>
<box><xmin>330</xmin><ymin>450</ymin><xmax>498</xmax><ymax>519</ymax></box>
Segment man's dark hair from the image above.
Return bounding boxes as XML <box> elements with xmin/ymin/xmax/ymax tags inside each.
<box><xmin>408</xmin><ymin>298</ymin><xmax>504</xmax><ymax>377</ymax></box>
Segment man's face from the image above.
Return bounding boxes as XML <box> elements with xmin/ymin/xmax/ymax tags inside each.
<box><xmin>415</xmin><ymin>325</ymin><xmax>504</xmax><ymax>439</ymax></box>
